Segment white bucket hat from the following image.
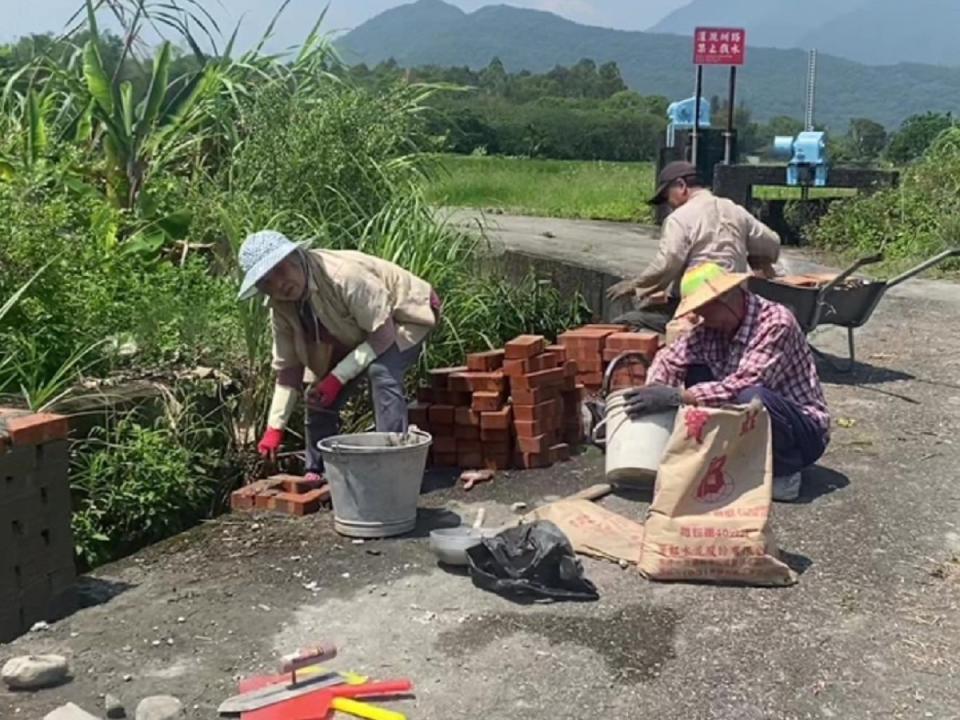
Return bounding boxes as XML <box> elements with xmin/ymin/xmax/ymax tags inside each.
<box><xmin>236</xmin><ymin>230</ymin><xmax>309</xmax><ymax>300</ymax></box>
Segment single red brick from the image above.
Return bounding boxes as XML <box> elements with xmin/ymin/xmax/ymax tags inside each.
<box><xmin>511</xmin><ymin>367</ymin><xmax>565</xmax><ymax>391</ymax></box>
<box><xmin>480</xmin><ymin>428</ymin><xmax>511</xmax><ymax>443</ymax></box>
<box><xmin>517</xmin><ymin>434</ymin><xmax>550</xmax><ymax>454</ymax></box>
<box><xmin>455</xmin><ymin>425</ymin><xmax>481</xmax><ymax>441</ymax></box>
<box><xmin>3</xmin><ymin>412</ymin><xmax>69</xmax><ymax>447</ymax></box>
<box><xmin>458</xmin><ymin>451</ymin><xmax>484</xmax><ymax>469</ymax></box>
<box><xmin>577</xmin><ymin>371</ymin><xmax>604</xmax><ymax>386</ymax></box>
<box><xmin>481</xmin><ymin>405</ymin><xmax>513</xmax><ymax>431</ymax></box>
<box><xmin>431</xmin><ymin>423</ymin><xmax>455</xmax><ymax>438</ymax></box>
<box><xmin>458</xmin><ymin>440</ymin><xmax>482</xmax><ymax>455</ymax></box>
<box><xmin>428</xmin><ymin>404</ymin><xmax>456</xmax><ymax>425</ymax></box>
<box><xmin>472</xmin><ymin>391</ymin><xmax>505</xmax><ymax>412</ymax></box>
<box><xmin>604</xmin><ymin>331</ymin><xmax>659</xmax><ymax>354</ymax></box>
<box><xmin>504</xmin><ymin>335</ymin><xmax>547</xmax><ymax>360</ymax></box>
<box><xmin>583</xmin><ymin>323</ymin><xmax>629</xmax><ymax>332</ymax></box>
<box><xmin>450</xmin><ymin>371</ymin><xmax>506</xmax><ymax>394</ymax></box>
<box><xmin>483</xmin><ymin>456</ymin><xmax>511</xmax><ymax>471</ymax></box>
<box><xmin>430</xmin><ymin>366</ymin><xmax>468</xmax><ymax>390</ymax></box>
<box><xmin>538</xmin><ymin>351</ymin><xmax>563</xmax><ymax>369</ymax></box>
<box><xmin>510</xmin><ymin>386</ymin><xmax>560</xmax><ymax>405</ymax></box>
<box><xmin>549</xmin><ymin>443</ymin><xmax>571</xmax><ymax>462</ymax></box>
<box><xmin>609</xmin><ymin>366</ymin><xmax>647</xmax><ymax>391</ymax></box>
<box><xmin>514</xmin><ymin>450</ymin><xmax>551</xmax><ymax>469</ymax></box>
<box><xmin>275</xmin><ymin>487</ymin><xmax>329</xmax><ymax>516</ymax></box>
<box><xmin>230</xmin><ymin>489</ymin><xmax>256</xmax><ymax>511</ymax></box>
<box><xmin>455</xmin><ymin>406</ymin><xmax>482</xmax><ymax>426</ymax></box>
<box><xmin>271</xmin><ymin>474</ymin><xmax>324</xmax><ymax>494</ymax></box>
<box><xmin>254</xmin><ymin>489</ymin><xmax>280</xmax><ymax>509</ymax></box>
<box><xmin>432</xmin><ymin>452</ymin><xmax>459</xmax><ymax>468</ymax></box>
<box><xmin>467</xmin><ymin>349</ymin><xmax>506</xmax><ymax>372</ymax></box>
<box><xmin>433</xmin><ymin>436</ymin><xmax>458</xmax><ymax>454</ymax></box>
<box><xmin>546</xmin><ymin>344</ymin><xmax>568</xmax><ymax>362</ymax></box>
<box><xmin>502</xmin><ymin>358</ymin><xmax>529</xmax><ymax>378</ymax></box>
<box><xmin>447</xmin><ymin>373</ymin><xmax>472</xmax><ymax>393</ymax></box>
<box><xmin>513</xmin><ymin>400</ymin><xmax>558</xmax><ymax>423</ymax></box>
<box><xmin>574</xmin><ymin>357</ymin><xmax>604</xmax><ymax>372</ymax></box>
<box><xmin>416</xmin><ymin>386</ymin><xmax>434</xmax><ymax>403</ymax></box>
<box><xmin>408</xmin><ymin>401</ymin><xmax>430</xmax><ymax>429</ymax></box>
<box><xmin>482</xmin><ymin>442</ymin><xmax>513</xmax><ymax>456</ymax></box>
<box><xmin>513</xmin><ymin>418</ymin><xmax>557</xmax><ymax>437</ymax></box>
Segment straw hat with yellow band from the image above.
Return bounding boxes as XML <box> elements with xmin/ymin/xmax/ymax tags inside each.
<box><xmin>674</xmin><ymin>262</ymin><xmax>750</xmax><ymax>318</ymax></box>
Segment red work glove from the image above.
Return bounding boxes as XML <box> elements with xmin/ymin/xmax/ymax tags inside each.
<box><xmin>257</xmin><ymin>427</ymin><xmax>284</xmax><ymax>459</ymax></box>
<box><xmin>310</xmin><ymin>374</ymin><xmax>344</xmax><ymax>409</ymax></box>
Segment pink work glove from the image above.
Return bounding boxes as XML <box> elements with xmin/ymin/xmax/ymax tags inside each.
<box><xmin>257</xmin><ymin>427</ymin><xmax>284</xmax><ymax>459</ymax></box>
<box><xmin>310</xmin><ymin>375</ymin><xmax>344</xmax><ymax>410</ymax></box>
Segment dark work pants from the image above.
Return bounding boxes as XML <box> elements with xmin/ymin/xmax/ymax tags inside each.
<box><xmin>305</xmin><ymin>340</ymin><xmax>423</xmax><ymax>474</ymax></box>
<box><xmin>686</xmin><ymin>366</ymin><xmax>826</xmax><ymax>477</ymax></box>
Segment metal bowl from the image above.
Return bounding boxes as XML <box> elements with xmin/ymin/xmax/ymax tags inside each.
<box><xmin>429</xmin><ymin>526</ymin><xmax>494</xmax><ymax>566</ymax></box>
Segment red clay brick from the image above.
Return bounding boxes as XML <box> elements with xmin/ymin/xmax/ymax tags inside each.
<box><xmin>481</xmin><ymin>406</ymin><xmax>513</xmax><ymax>431</ymax></box>
<box><xmin>510</xmin><ymin>386</ymin><xmax>560</xmax><ymax>405</ymax></box>
<box><xmin>502</xmin><ymin>359</ymin><xmax>529</xmax><ymax>378</ymax></box>
<box><xmin>583</xmin><ymin>323</ymin><xmax>629</xmax><ymax>332</ymax></box>
<box><xmin>455</xmin><ymin>425</ymin><xmax>481</xmax><ymax>441</ymax></box>
<box><xmin>517</xmin><ymin>434</ymin><xmax>551</xmax><ymax>454</ymax></box>
<box><xmin>577</xmin><ymin>371</ymin><xmax>604</xmax><ymax>386</ymax></box>
<box><xmin>483</xmin><ymin>455</ymin><xmax>512</xmax><ymax>471</ymax></box>
<box><xmin>574</xmin><ymin>357</ymin><xmax>604</xmax><ymax>372</ymax></box>
<box><xmin>455</xmin><ymin>406</ymin><xmax>482</xmax><ymax>426</ymax></box>
<box><xmin>514</xmin><ymin>450</ymin><xmax>551</xmax><ymax>469</ymax></box>
<box><xmin>467</xmin><ymin>349</ymin><xmax>506</xmax><ymax>372</ymax></box>
<box><xmin>480</xmin><ymin>428</ymin><xmax>512</xmax><ymax>444</ymax></box>
<box><xmin>255</xmin><ymin>489</ymin><xmax>280</xmax><ymax>510</ymax></box>
<box><xmin>511</xmin><ymin>367</ymin><xmax>565</xmax><ymax>391</ymax></box>
<box><xmin>549</xmin><ymin>443</ymin><xmax>571</xmax><ymax>462</ymax></box>
<box><xmin>538</xmin><ymin>351</ymin><xmax>562</xmax><ymax>369</ymax></box>
<box><xmin>429</xmin><ymin>366</ymin><xmax>468</xmax><ymax>390</ymax></box>
<box><xmin>514</xmin><ymin>418</ymin><xmax>557</xmax><ymax>437</ymax></box>
<box><xmin>230</xmin><ymin>489</ymin><xmax>256</xmax><ymax>511</ymax></box>
<box><xmin>458</xmin><ymin>440</ymin><xmax>482</xmax><ymax>454</ymax></box>
<box><xmin>274</xmin><ymin>487</ymin><xmax>329</xmax><ymax>516</ymax></box>
<box><xmin>416</xmin><ymin>386</ymin><xmax>434</xmax><ymax>403</ymax></box>
<box><xmin>432</xmin><ymin>452</ymin><xmax>458</xmax><ymax>468</ymax></box>
<box><xmin>513</xmin><ymin>400</ymin><xmax>558</xmax><ymax>423</ymax></box>
<box><xmin>504</xmin><ymin>335</ymin><xmax>547</xmax><ymax>360</ymax></box>
<box><xmin>2</xmin><ymin>412</ymin><xmax>69</xmax><ymax>447</ymax></box>
<box><xmin>472</xmin><ymin>391</ymin><xmax>505</xmax><ymax>412</ymax></box>
<box><xmin>609</xmin><ymin>365</ymin><xmax>647</xmax><ymax>391</ymax></box>
<box><xmin>271</xmin><ymin>474</ymin><xmax>324</xmax><ymax>494</ymax></box>
<box><xmin>433</xmin><ymin>436</ymin><xmax>458</xmax><ymax>454</ymax></box>
<box><xmin>450</xmin><ymin>371</ymin><xmax>506</xmax><ymax>394</ymax></box>
<box><xmin>431</xmin><ymin>423</ymin><xmax>455</xmax><ymax>438</ymax></box>
<box><xmin>458</xmin><ymin>451</ymin><xmax>483</xmax><ymax>469</ymax></box>
<box><xmin>428</xmin><ymin>404</ymin><xmax>456</xmax><ymax>425</ymax></box>
<box><xmin>546</xmin><ymin>344</ymin><xmax>568</xmax><ymax>362</ymax></box>
<box><xmin>408</xmin><ymin>402</ymin><xmax>430</xmax><ymax>428</ymax></box>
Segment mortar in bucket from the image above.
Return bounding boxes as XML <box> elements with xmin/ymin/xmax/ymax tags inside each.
<box><xmin>593</xmin><ymin>351</ymin><xmax>677</xmax><ymax>484</ymax></box>
<box><xmin>317</xmin><ymin>428</ymin><xmax>432</xmax><ymax>538</ymax></box>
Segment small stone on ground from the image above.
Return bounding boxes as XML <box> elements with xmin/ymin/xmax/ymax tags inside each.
<box><xmin>135</xmin><ymin>695</ymin><xmax>183</xmax><ymax>720</ymax></box>
<box><xmin>2</xmin><ymin>654</ymin><xmax>70</xmax><ymax>690</ymax></box>
<box><xmin>105</xmin><ymin>693</ymin><xmax>126</xmax><ymax>718</ymax></box>
<box><xmin>43</xmin><ymin>702</ymin><xmax>100</xmax><ymax>720</ymax></box>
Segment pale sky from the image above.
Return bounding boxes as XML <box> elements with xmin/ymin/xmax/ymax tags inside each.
<box><xmin>2</xmin><ymin>0</ymin><xmax>691</xmax><ymax>49</ymax></box>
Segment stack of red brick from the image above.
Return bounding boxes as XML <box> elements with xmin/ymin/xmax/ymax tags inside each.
<box><xmin>410</xmin><ymin>334</ymin><xmax>584</xmax><ymax>471</ymax></box>
<box><xmin>231</xmin><ymin>474</ymin><xmax>330</xmax><ymax>516</ymax></box>
<box><xmin>558</xmin><ymin>324</ymin><xmax>661</xmax><ymax>392</ymax></box>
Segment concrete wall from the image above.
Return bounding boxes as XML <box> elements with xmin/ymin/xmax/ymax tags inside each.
<box><xmin>0</xmin><ymin>411</ymin><xmax>77</xmax><ymax>642</ymax></box>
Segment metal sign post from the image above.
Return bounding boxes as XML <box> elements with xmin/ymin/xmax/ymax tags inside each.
<box><xmin>692</xmin><ymin>66</ymin><xmax>703</xmax><ymax>164</ymax></box>
<box><xmin>693</xmin><ymin>27</ymin><xmax>747</xmax><ymax>166</ymax></box>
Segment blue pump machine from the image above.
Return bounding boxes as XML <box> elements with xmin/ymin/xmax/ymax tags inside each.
<box><xmin>772</xmin><ymin>131</ymin><xmax>829</xmax><ymax>187</ymax></box>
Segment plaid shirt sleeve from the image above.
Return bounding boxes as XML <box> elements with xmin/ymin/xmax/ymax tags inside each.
<box><xmin>647</xmin><ymin>333</ymin><xmax>693</xmax><ymax>388</ymax></box>
<box><xmin>686</xmin><ymin>317</ymin><xmax>789</xmax><ymax>406</ymax></box>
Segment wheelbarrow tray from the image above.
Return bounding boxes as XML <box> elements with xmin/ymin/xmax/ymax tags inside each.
<box><xmin>747</xmin><ymin>277</ymin><xmax>887</xmax><ymax>332</ymax></box>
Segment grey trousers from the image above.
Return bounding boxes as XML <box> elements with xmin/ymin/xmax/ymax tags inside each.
<box><xmin>613</xmin><ymin>298</ymin><xmax>680</xmax><ymax>335</ymax></box>
<box><xmin>305</xmin><ymin>340</ymin><xmax>424</xmax><ymax>473</ymax></box>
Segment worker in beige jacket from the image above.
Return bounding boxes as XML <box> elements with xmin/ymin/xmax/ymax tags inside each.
<box><xmin>237</xmin><ymin>231</ymin><xmax>439</xmax><ymax>481</ymax></box>
<box><xmin>607</xmin><ymin>161</ymin><xmax>781</xmax><ymax>333</ymax></box>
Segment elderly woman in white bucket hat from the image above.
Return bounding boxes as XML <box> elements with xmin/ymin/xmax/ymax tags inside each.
<box><xmin>237</xmin><ymin>231</ymin><xmax>440</xmax><ymax>481</ymax></box>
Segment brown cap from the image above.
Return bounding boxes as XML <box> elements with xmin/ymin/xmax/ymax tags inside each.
<box><xmin>648</xmin><ymin>161</ymin><xmax>699</xmax><ymax>205</ymax></box>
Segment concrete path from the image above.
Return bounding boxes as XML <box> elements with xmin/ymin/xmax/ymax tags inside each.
<box><xmin>4</xmin><ymin>214</ymin><xmax>960</xmax><ymax>720</ymax></box>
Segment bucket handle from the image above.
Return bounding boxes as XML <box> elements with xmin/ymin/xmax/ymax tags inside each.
<box><xmin>591</xmin><ymin>416</ymin><xmax>609</xmax><ymax>448</ymax></box>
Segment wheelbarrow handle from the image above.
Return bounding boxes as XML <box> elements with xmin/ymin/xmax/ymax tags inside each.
<box><xmin>820</xmin><ymin>252</ymin><xmax>884</xmax><ymax>295</ymax></box>
<box><xmin>886</xmin><ymin>247</ymin><xmax>960</xmax><ymax>289</ymax></box>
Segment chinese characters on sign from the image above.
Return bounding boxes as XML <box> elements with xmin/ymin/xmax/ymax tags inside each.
<box><xmin>693</xmin><ymin>27</ymin><xmax>746</xmax><ymax>66</ymax></box>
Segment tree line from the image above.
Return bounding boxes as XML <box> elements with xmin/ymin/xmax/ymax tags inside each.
<box><xmin>351</xmin><ymin>57</ymin><xmax>955</xmax><ymax>166</ymax></box>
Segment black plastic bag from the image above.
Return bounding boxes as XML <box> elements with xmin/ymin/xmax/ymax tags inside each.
<box><xmin>466</xmin><ymin>521</ymin><xmax>599</xmax><ymax>602</ymax></box>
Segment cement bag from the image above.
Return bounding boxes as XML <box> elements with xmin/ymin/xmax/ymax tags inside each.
<box><xmin>524</xmin><ymin>499</ymin><xmax>644</xmax><ymax>565</ymax></box>
<box><xmin>638</xmin><ymin>401</ymin><xmax>796</xmax><ymax>586</ymax></box>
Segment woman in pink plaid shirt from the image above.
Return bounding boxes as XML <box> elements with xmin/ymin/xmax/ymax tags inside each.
<box><xmin>623</xmin><ymin>263</ymin><xmax>830</xmax><ymax>502</ymax></box>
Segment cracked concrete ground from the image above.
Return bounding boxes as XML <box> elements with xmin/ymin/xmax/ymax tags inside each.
<box><xmin>3</xmin><ymin>222</ymin><xmax>960</xmax><ymax>719</ymax></box>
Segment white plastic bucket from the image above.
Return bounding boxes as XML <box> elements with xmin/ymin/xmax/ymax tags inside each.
<box><xmin>596</xmin><ymin>390</ymin><xmax>677</xmax><ymax>484</ymax></box>
<box><xmin>317</xmin><ymin>429</ymin><xmax>432</xmax><ymax>538</ymax></box>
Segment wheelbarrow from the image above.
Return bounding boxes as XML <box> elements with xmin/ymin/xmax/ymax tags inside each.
<box><xmin>748</xmin><ymin>248</ymin><xmax>960</xmax><ymax>371</ymax></box>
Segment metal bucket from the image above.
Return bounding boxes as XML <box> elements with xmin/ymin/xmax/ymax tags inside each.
<box><xmin>317</xmin><ymin>429</ymin><xmax>432</xmax><ymax>538</ymax></box>
<box><xmin>595</xmin><ymin>390</ymin><xmax>677</xmax><ymax>484</ymax></box>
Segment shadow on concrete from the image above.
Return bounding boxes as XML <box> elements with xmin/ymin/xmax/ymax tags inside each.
<box><xmin>421</xmin><ymin>467</ymin><xmax>461</xmax><ymax>494</ymax></box>
<box><xmin>817</xmin><ymin>354</ymin><xmax>915</xmax><ymax>386</ymax></box>
<box><xmin>796</xmin><ymin>464</ymin><xmax>850</xmax><ymax>505</ymax></box>
<box><xmin>75</xmin><ymin>575</ymin><xmax>134</xmax><ymax>609</ymax></box>
<box><xmin>781</xmin><ymin>550</ymin><xmax>814</xmax><ymax>576</ymax></box>
<box><xmin>408</xmin><ymin>507</ymin><xmax>463</xmax><ymax>539</ymax></box>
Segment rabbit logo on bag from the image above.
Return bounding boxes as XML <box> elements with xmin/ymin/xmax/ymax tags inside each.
<box><xmin>696</xmin><ymin>455</ymin><xmax>734</xmax><ymax>503</ymax></box>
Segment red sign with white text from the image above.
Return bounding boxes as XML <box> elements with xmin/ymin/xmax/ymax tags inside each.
<box><xmin>694</xmin><ymin>27</ymin><xmax>746</xmax><ymax>66</ymax></box>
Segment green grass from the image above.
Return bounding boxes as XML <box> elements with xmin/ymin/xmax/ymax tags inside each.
<box><xmin>425</xmin><ymin>154</ymin><xmax>654</xmax><ymax>223</ymax></box>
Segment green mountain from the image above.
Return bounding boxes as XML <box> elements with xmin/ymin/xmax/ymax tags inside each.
<box><xmin>338</xmin><ymin>0</ymin><xmax>960</xmax><ymax>130</ymax></box>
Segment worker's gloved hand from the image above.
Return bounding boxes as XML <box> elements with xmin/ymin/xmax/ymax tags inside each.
<box><xmin>622</xmin><ymin>384</ymin><xmax>683</xmax><ymax>417</ymax></box>
<box><xmin>606</xmin><ymin>278</ymin><xmax>638</xmax><ymax>301</ymax></box>
<box><xmin>309</xmin><ymin>374</ymin><xmax>344</xmax><ymax>410</ymax></box>
<box><xmin>257</xmin><ymin>427</ymin><xmax>284</xmax><ymax>460</ymax></box>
